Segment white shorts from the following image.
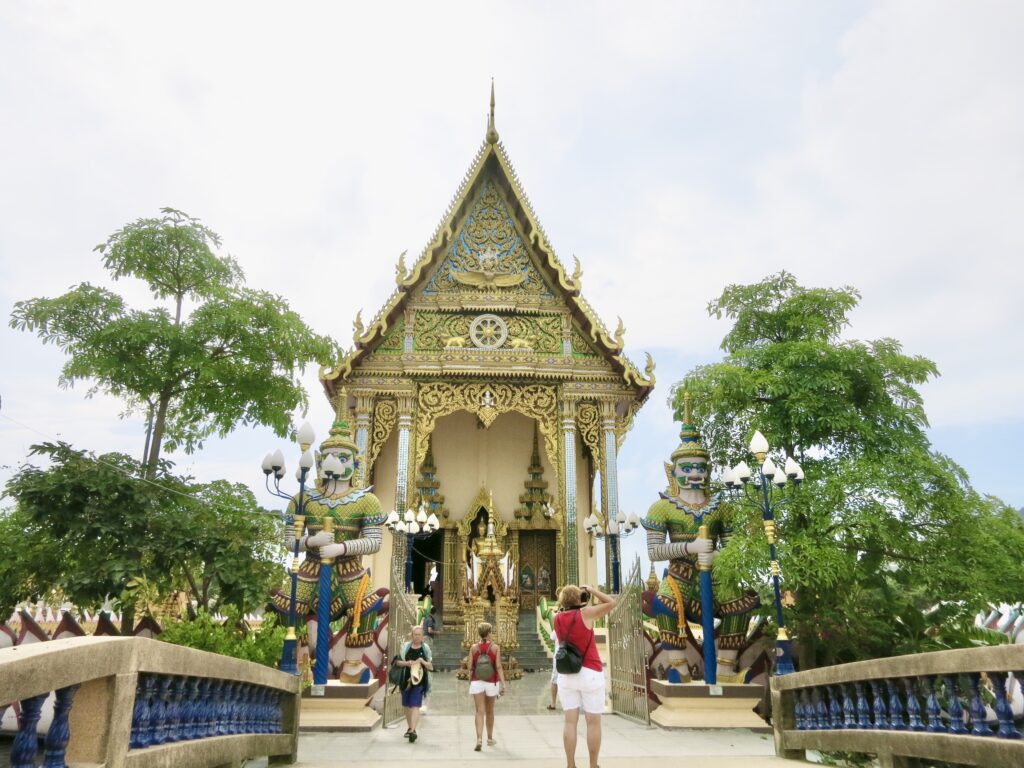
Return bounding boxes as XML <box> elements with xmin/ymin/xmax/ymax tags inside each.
<box><xmin>557</xmin><ymin>667</ymin><xmax>605</xmax><ymax>714</ymax></box>
<box><xmin>469</xmin><ymin>680</ymin><xmax>500</xmax><ymax>697</ymax></box>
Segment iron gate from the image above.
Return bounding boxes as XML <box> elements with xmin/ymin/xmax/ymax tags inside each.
<box><xmin>382</xmin><ymin>561</ymin><xmax>418</xmax><ymax>727</ymax></box>
<box><xmin>608</xmin><ymin>558</ymin><xmax>650</xmax><ymax>724</ymax></box>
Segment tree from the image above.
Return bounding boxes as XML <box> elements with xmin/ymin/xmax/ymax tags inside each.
<box><xmin>10</xmin><ymin>208</ymin><xmax>340</xmax><ymax>475</ymax></box>
<box><xmin>1</xmin><ymin>442</ymin><xmax>283</xmax><ymax>626</ymax></box>
<box><xmin>676</xmin><ymin>272</ymin><xmax>1024</xmax><ymax>668</ymax></box>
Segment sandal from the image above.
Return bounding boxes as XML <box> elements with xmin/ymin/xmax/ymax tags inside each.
<box><xmin>487</xmin><ymin>738</ymin><xmax>497</xmax><ymax>746</ymax></box>
<box><xmin>404</xmin><ymin>729</ymin><xmax>412</xmax><ymax>739</ymax></box>
<box><xmin>409</xmin><ymin>731</ymin><xmax>417</xmax><ymax>743</ymax></box>
<box><xmin>474</xmin><ymin>741</ymin><xmax>482</xmax><ymax>752</ymax></box>
<box><xmin>546</xmin><ymin>704</ymin><xmax>557</xmax><ymax>710</ymax></box>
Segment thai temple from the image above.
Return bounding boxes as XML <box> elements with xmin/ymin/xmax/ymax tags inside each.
<box><xmin>321</xmin><ymin>84</ymin><xmax>654</xmax><ymax>631</ymax></box>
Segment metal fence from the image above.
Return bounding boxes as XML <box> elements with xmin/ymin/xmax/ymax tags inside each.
<box><xmin>608</xmin><ymin>557</ymin><xmax>650</xmax><ymax>725</ymax></box>
<box><xmin>382</xmin><ymin>562</ymin><xmax>418</xmax><ymax>727</ymax></box>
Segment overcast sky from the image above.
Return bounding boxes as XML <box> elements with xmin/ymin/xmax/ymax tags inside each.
<box><xmin>2</xmin><ymin>2</ymin><xmax>1022</xmax><ymax>580</ymax></box>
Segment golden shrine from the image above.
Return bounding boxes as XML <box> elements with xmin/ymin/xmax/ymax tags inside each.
<box><xmin>320</xmin><ymin>86</ymin><xmax>654</xmax><ymax>635</ymax></box>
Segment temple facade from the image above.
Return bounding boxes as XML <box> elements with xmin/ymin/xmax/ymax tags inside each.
<box><xmin>320</xmin><ymin>91</ymin><xmax>654</xmax><ymax>627</ymax></box>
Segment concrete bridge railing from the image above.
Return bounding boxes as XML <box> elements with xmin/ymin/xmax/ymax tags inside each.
<box><xmin>770</xmin><ymin>644</ymin><xmax>1024</xmax><ymax>767</ymax></box>
<box><xmin>0</xmin><ymin>635</ymin><xmax>300</xmax><ymax>767</ymax></box>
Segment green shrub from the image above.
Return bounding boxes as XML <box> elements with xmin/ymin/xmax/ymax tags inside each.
<box><xmin>158</xmin><ymin>609</ymin><xmax>286</xmax><ymax>668</ymax></box>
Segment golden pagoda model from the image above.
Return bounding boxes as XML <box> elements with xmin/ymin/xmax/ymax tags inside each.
<box><xmin>318</xmin><ymin>84</ymin><xmax>654</xmax><ymax>646</ymax></box>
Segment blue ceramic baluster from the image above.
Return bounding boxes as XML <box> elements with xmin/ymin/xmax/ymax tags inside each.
<box><xmin>166</xmin><ymin>676</ymin><xmax>183</xmax><ymax>743</ymax></box>
<box><xmin>887</xmin><ymin>678</ymin><xmax>905</xmax><ymax>730</ymax></box>
<box><xmin>944</xmin><ymin>675</ymin><xmax>968</xmax><ymax>735</ymax></box>
<box><xmin>828</xmin><ymin>685</ymin><xmax>843</xmax><ymax>728</ymax></box>
<box><xmin>842</xmin><ymin>684</ymin><xmax>857</xmax><ymax>729</ymax></box>
<box><xmin>211</xmin><ymin>684</ymin><xmax>228</xmax><ymax>737</ymax></box>
<box><xmin>869</xmin><ymin>680</ymin><xmax>889</xmax><ymax>729</ymax></box>
<box><xmin>924</xmin><ymin>676</ymin><xmax>945</xmax><ymax>733</ymax></box>
<box><xmin>855</xmin><ymin>682</ymin><xmax>872</xmax><ymax>729</ymax></box>
<box><xmin>968</xmin><ymin>673</ymin><xmax>993</xmax><ymax>736</ymax></box>
<box><xmin>131</xmin><ymin>674</ymin><xmax>149</xmax><ymax>748</ymax></box>
<box><xmin>11</xmin><ymin>693</ymin><xmax>47</xmax><ymax>768</ymax></box>
<box><xmin>274</xmin><ymin>691</ymin><xmax>284</xmax><ymax>733</ymax></box>
<box><xmin>815</xmin><ymin>687</ymin><xmax>829</xmax><ymax>730</ymax></box>
<box><xmin>197</xmin><ymin>678</ymin><xmax>213</xmax><ymax>738</ymax></box>
<box><xmin>42</xmin><ymin>684</ymin><xmax>80</xmax><ymax>767</ymax></box>
<box><xmin>904</xmin><ymin>678</ymin><xmax>925</xmax><ymax>731</ymax></box>
<box><xmin>158</xmin><ymin>676</ymin><xmax>176</xmax><ymax>744</ymax></box>
<box><xmin>991</xmin><ymin>672</ymin><xmax>1020</xmax><ymax>739</ymax></box>
<box><xmin>794</xmin><ymin>688</ymin><xmax>807</xmax><ymax>730</ymax></box>
<box><xmin>185</xmin><ymin>677</ymin><xmax>201</xmax><ymax>739</ymax></box>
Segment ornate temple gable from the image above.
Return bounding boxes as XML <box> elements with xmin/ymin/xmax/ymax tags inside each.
<box><xmin>321</xmin><ymin>98</ymin><xmax>654</xmax><ymax>402</ymax></box>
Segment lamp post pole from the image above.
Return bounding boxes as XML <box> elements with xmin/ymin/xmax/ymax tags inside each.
<box><xmin>386</xmin><ymin>503</ymin><xmax>440</xmax><ymax>593</ymax></box>
<box><xmin>262</xmin><ymin>422</ymin><xmax>318</xmax><ymax>676</ymax></box>
<box><xmin>722</xmin><ymin>431</ymin><xmax>801</xmax><ymax>675</ymax></box>
<box><xmin>584</xmin><ymin>509</ymin><xmax>640</xmax><ymax>594</ymax></box>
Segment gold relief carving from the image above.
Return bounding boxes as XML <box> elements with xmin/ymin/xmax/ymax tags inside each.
<box><xmin>376</xmin><ymin>318</ymin><xmax>405</xmax><ymax>353</ymax></box>
<box><xmin>368</xmin><ymin>399</ymin><xmax>398</xmax><ymax>473</ymax></box>
<box><xmin>570</xmin><ymin>326</ymin><xmax>599</xmax><ymax>357</ymax></box>
<box><xmin>617</xmin><ymin>400</ymin><xmax>643</xmax><ymax>450</ymax></box>
<box><xmin>424</xmin><ymin>180</ymin><xmax>550</xmax><ymax>299</ymax></box>
<box><xmin>575</xmin><ymin>402</ymin><xmax>603</xmax><ymax>465</ymax></box>
<box><xmin>413</xmin><ymin>312</ymin><xmax>472</xmax><ymax>351</ymax></box>
<box><xmin>415</xmin><ymin>382</ymin><xmax>561</xmax><ymax>491</ymax></box>
<box><xmin>412</xmin><ymin>311</ymin><xmax>560</xmax><ymax>354</ymax></box>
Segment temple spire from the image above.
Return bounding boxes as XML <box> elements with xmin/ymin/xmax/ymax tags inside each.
<box><xmin>486</xmin><ymin>79</ymin><xmax>499</xmax><ymax>145</ymax></box>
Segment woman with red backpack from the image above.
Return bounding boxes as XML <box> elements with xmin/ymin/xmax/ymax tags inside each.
<box><xmin>468</xmin><ymin>621</ymin><xmax>506</xmax><ymax>751</ymax></box>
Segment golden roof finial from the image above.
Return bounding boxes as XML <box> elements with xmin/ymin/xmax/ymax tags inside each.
<box><xmin>683</xmin><ymin>391</ymin><xmax>692</xmax><ymax>424</ymax></box>
<box><xmin>486</xmin><ymin>79</ymin><xmax>499</xmax><ymax>145</ymax></box>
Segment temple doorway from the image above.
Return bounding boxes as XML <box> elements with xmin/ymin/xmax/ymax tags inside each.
<box><xmin>411</xmin><ymin>530</ymin><xmax>444</xmax><ymax>612</ymax></box>
<box><xmin>517</xmin><ymin>530</ymin><xmax>556</xmax><ymax>611</ymax></box>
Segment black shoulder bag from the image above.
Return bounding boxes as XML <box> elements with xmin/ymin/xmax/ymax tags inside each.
<box><xmin>554</xmin><ymin>610</ymin><xmax>593</xmax><ymax>674</ymax></box>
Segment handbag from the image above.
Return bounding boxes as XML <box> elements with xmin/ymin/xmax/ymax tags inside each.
<box><xmin>554</xmin><ymin>611</ymin><xmax>593</xmax><ymax>674</ymax></box>
<box><xmin>388</xmin><ymin>655</ymin><xmax>405</xmax><ymax>689</ymax></box>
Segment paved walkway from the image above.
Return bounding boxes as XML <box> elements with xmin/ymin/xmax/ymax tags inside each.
<box><xmin>286</xmin><ymin>715</ymin><xmax>784</xmax><ymax>767</ymax></box>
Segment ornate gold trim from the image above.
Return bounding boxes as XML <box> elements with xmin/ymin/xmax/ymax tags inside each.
<box><xmin>414</xmin><ymin>382</ymin><xmax>561</xmax><ymax>493</ymax></box>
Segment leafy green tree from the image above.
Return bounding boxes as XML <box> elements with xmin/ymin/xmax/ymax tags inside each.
<box><xmin>10</xmin><ymin>207</ymin><xmax>340</xmax><ymax>475</ymax></box>
<box><xmin>2</xmin><ymin>442</ymin><xmax>282</xmax><ymax>628</ymax></box>
<box><xmin>677</xmin><ymin>272</ymin><xmax>1024</xmax><ymax>668</ymax></box>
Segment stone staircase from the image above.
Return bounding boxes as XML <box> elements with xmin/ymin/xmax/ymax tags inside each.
<box><xmin>428</xmin><ymin>611</ymin><xmax>552</xmax><ymax>674</ymax></box>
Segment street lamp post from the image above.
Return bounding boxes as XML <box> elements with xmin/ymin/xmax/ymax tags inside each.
<box><xmin>721</xmin><ymin>430</ymin><xmax>802</xmax><ymax>675</ymax></box>
<box><xmin>385</xmin><ymin>502</ymin><xmax>440</xmax><ymax>593</ymax></box>
<box><xmin>261</xmin><ymin>421</ymin><xmax>317</xmax><ymax>675</ymax></box>
<box><xmin>583</xmin><ymin>509</ymin><xmax>641</xmax><ymax>594</ymax></box>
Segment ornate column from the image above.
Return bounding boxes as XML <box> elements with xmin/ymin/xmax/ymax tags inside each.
<box><xmin>562</xmin><ymin>397</ymin><xmax>579</xmax><ymax>585</ymax></box>
<box><xmin>393</xmin><ymin>392</ymin><xmax>416</xmax><ymax>582</ymax></box>
<box><xmin>600</xmin><ymin>400</ymin><xmax>620</xmax><ymax>525</ymax></box>
<box><xmin>601</xmin><ymin>399</ymin><xmax>622</xmax><ymax>592</ymax></box>
<box><xmin>353</xmin><ymin>391</ymin><xmax>374</xmax><ymax>488</ymax></box>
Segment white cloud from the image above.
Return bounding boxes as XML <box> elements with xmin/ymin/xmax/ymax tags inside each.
<box><xmin>2</xmin><ymin>2</ymin><xmax>1022</xmax><ymax>512</ymax></box>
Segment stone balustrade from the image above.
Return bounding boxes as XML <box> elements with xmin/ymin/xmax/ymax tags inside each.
<box><xmin>1</xmin><ymin>635</ymin><xmax>300</xmax><ymax>767</ymax></box>
<box><xmin>771</xmin><ymin>644</ymin><xmax>1024</xmax><ymax>767</ymax></box>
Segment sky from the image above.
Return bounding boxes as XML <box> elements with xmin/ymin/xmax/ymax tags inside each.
<box><xmin>1</xmin><ymin>2</ymin><xmax>1023</xmax><ymax>583</ymax></box>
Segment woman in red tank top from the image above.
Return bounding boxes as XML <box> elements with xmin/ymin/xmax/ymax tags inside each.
<box><xmin>468</xmin><ymin>621</ymin><xmax>506</xmax><ymax>751</ymax></box>
<box><xmin>553</xmin><ymin>584</ymin><xmax>616</xmax><ymax>768</ymax></box>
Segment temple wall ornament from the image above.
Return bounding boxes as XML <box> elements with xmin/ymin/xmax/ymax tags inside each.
<box><xmin>367</xmin><ymin>399</ymin><xmax>397</xmax><ymax>478</ymax></box>
<box><xmin>414</xmin><ymin>382</ymin><xmax>560</xmax><ymax>492</ymax></box>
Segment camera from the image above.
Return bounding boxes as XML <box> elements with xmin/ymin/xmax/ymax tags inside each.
<box><xmin>580</xmin><ymin>589</ymin><xmax>591</xmax><ymax>605</ymax></box>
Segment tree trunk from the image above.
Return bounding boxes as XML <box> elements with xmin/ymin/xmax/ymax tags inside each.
<box><xmin>121</xmin><ymin>603</ymin><xmax>136</xmax><ymax>636</ymax></box>
<box><xmin>797</xmin><ymin>624</ymin><xmax>817</xmax><ymax>670</ymax></box>
<box><xmin>145</xmin><ymin>392</ymin><xmax>172</xmax><ymax>477</ymax></box>
<box><xmin>141</xmin><ymin>401</ymin><xmax>155</xmax><ymax>466</ymax></box>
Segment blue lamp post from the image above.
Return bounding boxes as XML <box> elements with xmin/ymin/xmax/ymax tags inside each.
<box><xmin>261</xmin><ymin>421</ymin><xmax>317</xmax><ymax>675</ymax></box>
<box><xmin>721</xmin><ymin>430</ymin><xmax>802</xmax><ymax>676</ymax></box>
<box><xmin>583</xmin><ymin>507</ymin><xmax>641</xmax><ymax>594</ymax></box>
<box><xmin>385</xmin><ymin>502</ymin><xmax>440</xmax><ymax>593</ymax></box>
